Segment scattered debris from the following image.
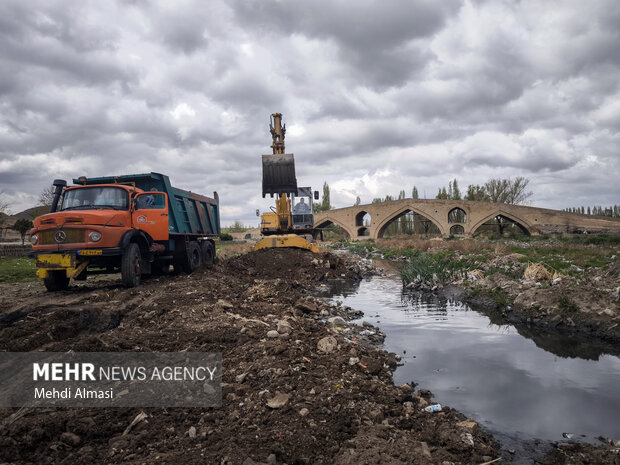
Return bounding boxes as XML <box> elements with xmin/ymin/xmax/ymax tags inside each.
<box><xmin>523</xmin><ymin>263</ymin><xmax>552</xmax><ymax>281</ymax></box>
<box><xmin>266</xmin><ymin>393</ymin><xmax>291</xmax><ymax>409</ymax></box>
<box><xmin>317</xmin><ymin>335</ymin><xmax>338</xmax><ymax>354</ymax></box>
<box><xmin>122</xmin><ymin>411</ymin><xmax>148</xmax><ymax>436</ymax></box>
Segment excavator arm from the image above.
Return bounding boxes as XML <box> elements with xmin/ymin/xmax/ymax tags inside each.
<box><xmin>256</xmin><ymin>113</ymin><xmax>319</xmax><ymax>253</ymax></box>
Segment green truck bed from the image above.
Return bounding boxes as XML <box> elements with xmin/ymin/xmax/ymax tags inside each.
<box><xmin>73</xmin><ymin>172</ymin><xmax>220</xmax><ymax>237</ymax></box>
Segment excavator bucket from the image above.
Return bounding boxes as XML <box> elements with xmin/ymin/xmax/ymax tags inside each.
<box><xmin>254</xmin><ymin>234</ymin><xmax>320</xmax><ymax>253</ymax></box>
<box><xmin>262</xmin><ymin>154</ymin><xmax>297</xmax><ymax>198</ymax></box>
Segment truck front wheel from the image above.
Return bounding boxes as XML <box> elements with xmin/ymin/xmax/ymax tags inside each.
<box><xmin>121</xmin><ymin>243</ymin><xmax>142</xmax><ymax>287</ymax></box>
<box><xmin>43</xmin><ymin>270</ymin><xmax>70</xmax><ymax>292</ymax></box>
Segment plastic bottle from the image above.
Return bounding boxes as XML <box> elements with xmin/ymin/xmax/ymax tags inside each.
<box><xmin>423</xmin><ymin>404</ymin><xmax>442</xmax><ymax>413</ymax></box>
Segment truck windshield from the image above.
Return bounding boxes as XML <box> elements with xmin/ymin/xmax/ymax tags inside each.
<box><xmin>61</xmin><ymin>187</ymin><xmax>129</xmax><ymax>211</ymax></box>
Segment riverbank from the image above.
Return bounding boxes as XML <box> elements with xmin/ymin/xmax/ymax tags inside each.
<box><xmin>0</xmin><ymin>248</ymin><xmax>500</xmax><ymax>464</ymax></box>
<box><xmin>320</xmin><ymin>273</ymin><xmax>620</xmax><ymax>463</ymax></box>
<box><xmin>342</xmin><ymin>235</ymin><xmax>620</xmax><ymax>352</ymax></box>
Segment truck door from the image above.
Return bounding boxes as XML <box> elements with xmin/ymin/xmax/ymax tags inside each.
<box><xmin>132</xmin><ymin>192</ymin><xmax>169</xmax><ymax>241</ymax></box>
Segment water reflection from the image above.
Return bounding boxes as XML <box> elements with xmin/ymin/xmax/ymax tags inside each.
<box><xmin>320</xmin><ymin>277</ymin><xmax>620</xmax><ymax>443</ymax></box>
<box><xmin>402</xmin><ymin>289</ymin><xmax>620</xmax><ymax>360</ymax></box>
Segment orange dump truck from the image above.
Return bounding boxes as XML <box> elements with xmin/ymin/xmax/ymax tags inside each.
<box><xmin>30</xmin><ymin>172</ymin><xmax>220</xmax><ymax>291</ymax></box>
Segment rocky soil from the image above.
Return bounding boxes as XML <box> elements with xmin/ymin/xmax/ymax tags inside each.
<box><xmin>457</xmin><ymin>254</ymin><xmax>620</xmax><ymax>353</ymax></box>
<box><xmin>369</xmin><ymin>237</ymin><xmax>620</xmax><ymax>353</ymax></box>
<box><xmin>0</xmin><ymin>249</ymin><xmax>501</xmax><ymax>465</ymax></box>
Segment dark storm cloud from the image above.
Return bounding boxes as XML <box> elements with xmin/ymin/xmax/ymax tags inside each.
<box><xmin>0</xmin><ymin>3</ymin><xmax>132</xmax><ymax>87</ymax></box>
<box><xmin>232</xmin><ymin>0</ymin><xmax>456</xmax><ymax>88</ymax></box>
<box><xmin>211</xmin><ymin>74</ymin><xmax>280</xmax><ymax>109</ymax></box>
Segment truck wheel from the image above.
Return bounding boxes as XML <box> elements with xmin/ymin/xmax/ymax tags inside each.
<box><xmin>43</xmin><ymin>271</ymin><xmax>70</xmax><ymax>292</ymax></box>
<box><xmin>200</xmin><ymin>241</ymin><xmax>214</xmax><ymax>268</ymax></box>
<box><xmin>183</xmin><ymin>242</ymin><xmax>202</xmax><ymax>273</ymax></box>
<box><xmin>121</xmin><ymin>243</ymin><xmax>142</xmax><ymax>287</ymax></box>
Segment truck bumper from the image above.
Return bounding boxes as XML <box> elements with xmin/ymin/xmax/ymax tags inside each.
<box><xmin>33</xmin><ymin>248</ymin><xmax>122</xmax><ymax>278</ymax></box>
<box><xmin>35</xmin><ymin>253</ymin><xmax>87</xmax><ymax>279</ymax></box>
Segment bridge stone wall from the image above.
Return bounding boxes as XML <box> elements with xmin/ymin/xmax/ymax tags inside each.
<box><xmin>314</xmin><ymin>199</ymin><xmax>620</xmax><ymax>240</ymax></box>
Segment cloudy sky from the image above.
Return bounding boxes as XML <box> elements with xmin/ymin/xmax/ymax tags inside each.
<box><xmin>1</xmin><ymin>0</ymin><xmax>618</xmax><ymax>225</ymax></box>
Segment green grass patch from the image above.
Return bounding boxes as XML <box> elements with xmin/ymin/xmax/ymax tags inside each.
<box><xmin>558</xmin><ymin>296</ymin><xmax>578</xmax><ymax>312</ymax></box>
<box><xmin>398</xmin><ymin>250</ymin><xmax>472</xmax><ymax>285</ymax></box>
<box><xmin>509</xmin><ymin>245</ymin><xmax>614</xmax><ymax>274</ymax></box>
<box><xmin>466</xmin><ymin>285</ymin><xmax>513</xmax><ymax>308</ymax></box>
<box><xmin>485</xmin><ymin>286</ymin><xmax>513</xmax><ymax>307</ymax></box>
<box><xmin>557</xmin><ymin>234</ymin><xmax>620</xmax><ymax>246</ymax></box>
<box><xmin>0</xmin><ymin>257</ymin><xmax>37</xmax><ymax>283</ymax></box>
<box><xmin>342</xmin><ymin>241</ymin><xmax>376</xmax><ymax>256</ymax></box>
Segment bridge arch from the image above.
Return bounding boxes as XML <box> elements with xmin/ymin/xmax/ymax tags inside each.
<box><xmin>375</xmin><ymin>204</ymin><xmax>447</xmax><ymax>238</ymax></box>
<box><xmin>355</xmin><ymin>210</ymin><xmax>371</xmax><ymax>227</ymax></box>
<box><xmin>314</xmin><ymin>215</ymin><xmax>355</xmax><ymax>240</ymax></box>
<box><xmin>469</xmin><ymin>210</ymin><xmax>533</xmax><ymax>236</ymax></box>
<box><xmin>450</xmin><ymin>224</ymin><xmax>465</xmax><ymax>235</ymax></box>
<box><xmin>448</xmin><ymin>207</ymin><xmax>467</xmax><ymax>224</ymax></box>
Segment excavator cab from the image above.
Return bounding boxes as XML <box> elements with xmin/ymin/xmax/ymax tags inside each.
<box><xmin>291</xmin><ymin>187</ymin><xmax>315</xmax><ymax>231</ymax></box>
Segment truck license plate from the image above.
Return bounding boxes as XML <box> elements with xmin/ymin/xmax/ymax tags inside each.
<box><xmin>79</xmin><ymin>249</ymin><xmax>103</xmax><ymax>256</ymax></box>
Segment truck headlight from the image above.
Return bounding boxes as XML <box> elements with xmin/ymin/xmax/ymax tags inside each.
<box><xmin>30</xmin><ymin>235</ymin><xmax>38</xmax><ymax>245</ymax></box>
<box><xmin>89</xmin><ymin>231</ymin><xmax>102</xmax><ymax>242</ymax></box>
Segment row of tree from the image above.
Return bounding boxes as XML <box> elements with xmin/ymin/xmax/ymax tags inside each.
<box><xmin>563</xmin><ymin>205</ymin><xmax>620</xmax><ymax>218</ymax></box>
<box><xmin>363</xmin><ymin>177</ymin><xmax>533</xmax><ymax>206</ymax></box>
<box><xmin>435</xmin><ymin>177</ymin><xmax>533</xmax><ymax>204</ymax></box>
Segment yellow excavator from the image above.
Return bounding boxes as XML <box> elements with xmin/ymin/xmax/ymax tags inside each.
<box><xmin>254</xmin><ymin>113</ymin><xmax>320</xmax><ymax>253</ymax></box>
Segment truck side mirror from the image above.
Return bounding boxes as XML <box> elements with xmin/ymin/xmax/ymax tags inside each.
<box><xmin>314</xmin><ymin>191</ymin><xmax>319</xmax><ymax>200</ymax></box>
<box><xmin>132</xmin><ymin>198</ymin><xmax>139</xmax><ymax>211</ymax></box>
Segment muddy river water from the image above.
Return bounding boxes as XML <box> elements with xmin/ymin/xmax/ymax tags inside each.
<box><xmin>321</xmin><ymin>275</ymin><xmax>620</xmax><ymax>447</ymax></box>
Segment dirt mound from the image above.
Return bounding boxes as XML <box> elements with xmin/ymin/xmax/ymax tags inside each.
<box><xmin>223</xmin><ymin>248</ymin><xmax>358</xmax><ymax>282</ymax></box>
<box><xmin>542</xmin><ymin>441</ymin><xmax>620</xmax><ymax>465</ymax></box>
<box><xmin>0</xmin><ymin>249</ymin><xmax>499</xmax><ymax>464</ymax></box>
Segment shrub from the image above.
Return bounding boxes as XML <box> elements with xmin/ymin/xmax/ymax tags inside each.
<box><xmin>398</xmin><ymin>251</ymin><xmax>469</xmax><ymax>285</ymax></box>
<box><xmin>558</xmin><ymin>296</ymin><xmax>578</xmax><ymax>312</ymax></box>
<box><xmin>220</xmin><ymin>232</ymin><xmax>233</xmax><ymax>241</ymax></box>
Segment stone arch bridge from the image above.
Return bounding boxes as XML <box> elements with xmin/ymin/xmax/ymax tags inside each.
<box><xmin>313</xmin><ymin>199</ymin><xmax>620</xmax><ymax>239</ymax></box>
